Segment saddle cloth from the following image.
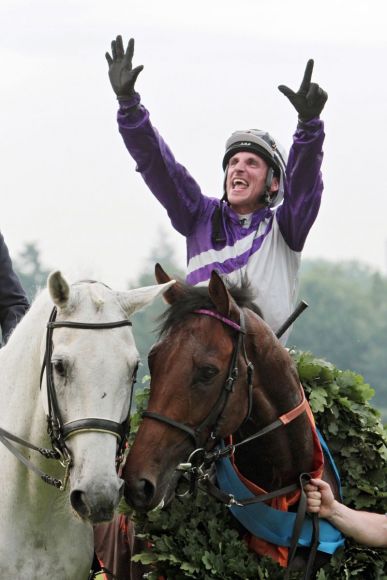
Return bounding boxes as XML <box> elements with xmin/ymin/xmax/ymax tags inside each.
<box><xmin>216</xmin><ymin>400</ymin><xmax>344</xmax><ymax>567</ymax></box>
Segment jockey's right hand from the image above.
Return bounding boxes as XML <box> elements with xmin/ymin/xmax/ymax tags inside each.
<box><xmin>105</xmin><ymin>36</ymin><xmax>144</xmax><ymax>100</ymax></box>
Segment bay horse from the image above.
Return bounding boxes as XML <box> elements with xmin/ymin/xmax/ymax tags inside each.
<box><xmin>0</xmin><ymin>271</ymin><xmax>173</xmax><ymax>579</ymax></box>
<box><xmin>123</xmin><ymin>264</ymin><xmax>343</xmax><ymax>577</ymax></box>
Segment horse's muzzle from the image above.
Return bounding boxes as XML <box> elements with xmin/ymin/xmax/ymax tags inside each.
<box><xmin>70</xmin><ymin>479</ymin><xmax>124</xmax><ymax>523</ymax></box>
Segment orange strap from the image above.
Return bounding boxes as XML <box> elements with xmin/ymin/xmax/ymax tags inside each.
<box><xmin>279</xmin><ymin>384</ymin><xmax>308</xmax><ymax>425</ymax></box>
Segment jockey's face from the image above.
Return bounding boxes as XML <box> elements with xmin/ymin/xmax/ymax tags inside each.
<box><xmin>226</xmin><ymin>151</ymin><xmax>279</xmax><ymax>214</ymax></box>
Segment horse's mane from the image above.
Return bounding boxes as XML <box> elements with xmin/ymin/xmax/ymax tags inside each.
<box><xmin>157</xmin><ymin>278</ymin><xmax>261</xmax><ymax>337</ymax></box>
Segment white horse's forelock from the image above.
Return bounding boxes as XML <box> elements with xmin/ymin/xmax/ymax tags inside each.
<box><xmin>89</xmin><ymin>284</ymin><xmax>106</xmax><ymax>311</ymax></box>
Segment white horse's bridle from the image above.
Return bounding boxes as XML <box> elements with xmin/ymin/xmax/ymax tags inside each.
<box><xmin>0</xmin><ymin>305</ymin><xmax>136</xmax><ymax>491</ymax></box>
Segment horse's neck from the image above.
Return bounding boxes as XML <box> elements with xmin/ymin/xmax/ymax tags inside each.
<box><xmin>233</xmin><ymin>315</ymin><xmax>315</xmax><ymax>490</ymax></box>
<box><xmin>233</xmin><ymin>414</ymin><xmax>314</xmax><ymax>491</ymax></box>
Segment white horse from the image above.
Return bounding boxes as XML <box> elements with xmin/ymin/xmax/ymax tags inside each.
<box><xmin>0</xmin><ymin>271</ymin><xmax>174</xmax><ymax>579</ymax></box>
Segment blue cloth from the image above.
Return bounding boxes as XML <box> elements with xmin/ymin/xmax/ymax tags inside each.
<box><xmin>215</xmin><ymin>433</ymin><xmax>345</xmax><ymax>555</ymax></box>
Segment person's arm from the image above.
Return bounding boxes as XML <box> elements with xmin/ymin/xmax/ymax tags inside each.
<box><xmin>105</xmin><ymin>36</ymin><xmax>209</xmax><ymax>236</ymax></box>
<box><xmin>276</xmin><ymin>60</ymin><xmax>327</xmax><ymax>251</ymax></box>
<box><xmin>0</xmin><ymin>233</ymin><xmax>29</xmax><ymax>343</ymax></box>
<box><xmin>306</xmin><ymin>478</ymin><xmax>387</xmax><ymax>548</ymax></box>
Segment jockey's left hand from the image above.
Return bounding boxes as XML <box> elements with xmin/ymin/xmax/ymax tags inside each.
<box><xmin>278</xmin><ymin>59</ymin><xmax>328</xmax><ymax>121</ymax></box>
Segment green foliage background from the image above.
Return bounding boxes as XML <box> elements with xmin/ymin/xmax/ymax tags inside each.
<box><xmin>291</xmin><ymin>260</ymin><xmax>387</xmax><ymax>419</ymax></box>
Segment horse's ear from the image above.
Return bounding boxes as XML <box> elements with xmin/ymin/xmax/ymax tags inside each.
<box><xmin>48</xmin><ymin>271</ymin><xmax>70</xmax><ymax>308</ymax></box>
<box><xmin>208</xmin><ymin>271</ymin><xmax>240</xmax><ymax>322</ymax></box>
<box><xmin>155</xmin><ymin>263</ymin><xmax>171</xmax><ymax>284</ymax></box>
<box><xmin>118</xmin><ymin>280</ymin><xmax>176</xmax><ymax>317</ymax></box>
<box><xmin>154</xmin><ymin>263</ymin><xmax>184</xmax><ymax>305</ymax></box>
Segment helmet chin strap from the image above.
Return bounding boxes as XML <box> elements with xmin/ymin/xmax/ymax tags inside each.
<box><xmin>259</xmin><ymin>167</ymin><xmax>276</xmax><ymax>206</ymax></box>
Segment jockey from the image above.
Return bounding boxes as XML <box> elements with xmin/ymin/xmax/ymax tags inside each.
<box><xmin>106</xmin><ymin>36</ymin><xmax>327</xmax><ymax>345</ymax></box>
<box><xmin>0</xmin><ymin>231</ymin><xmax>29</xmax><ymax>345</ymax></box>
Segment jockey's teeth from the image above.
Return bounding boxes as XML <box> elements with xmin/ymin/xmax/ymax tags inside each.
<box><xmin>233</xmin><ymin>179</ymin><xmax>247</xmax><ymax>187</ymax></box>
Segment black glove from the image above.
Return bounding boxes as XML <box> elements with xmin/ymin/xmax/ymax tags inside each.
<box><xmin>105</xmin><ymin>35</ymin><xmax>144</xmax><ymax>100</ymax></box>
<box><xmin>278</xmin><ymin>59</ymin><xmax>328</xmax><ymax>121</ymax></box>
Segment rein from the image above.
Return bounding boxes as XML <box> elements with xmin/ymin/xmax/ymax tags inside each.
<box><xmin>0</xmin><ymin>305</ymin><xmax>135</xmax><ymax>491</ymax></box>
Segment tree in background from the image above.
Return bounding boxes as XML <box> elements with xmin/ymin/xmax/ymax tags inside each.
<box><xmin>128</xmin><ymin>231</ymin><xmax>185</xmax><ymax>384</ymax></box>
<box><xmin>291</xmin><ymin>259</ymin><xmax>387</xmax><ymax>417</ymax></box>
<box><xmin>14</xmin><ymin>241</ymin><xmax>51</xmax><ymax>302</ymax></box>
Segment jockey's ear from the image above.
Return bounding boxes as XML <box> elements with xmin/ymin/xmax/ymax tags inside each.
<box><xmin>208</xmin><ymin>271</ymin><xmax>240</xmax><ymax>323</ymax></box>
<box><xmin>154</xmin><ymin>263</ymin><xmax>184</xmax><ymax>305</ymax></box>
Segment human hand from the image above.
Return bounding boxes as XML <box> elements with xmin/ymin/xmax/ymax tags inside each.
<box><xmin>105</xmin><ymin>35</ymin><xmax>144</xmax><ymax>100</ymax></box>
<box><xmin>278</xmin><ymin>60</ymin><xmax>328</xmax><ymax>121</ymax></box>
<box><xmin>305</xmin><ymin>478</ymin><xmax>336</xmax><ymax>519</ymax></box>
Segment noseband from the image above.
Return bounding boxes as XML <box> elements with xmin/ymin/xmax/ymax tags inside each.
<box><xmin>40</xmin><ymin>306</ymin><xmax>135</xmax><ymax>475</ymax></box>
<box><xmin>142</xmin><ymin>308</ymin><xmax>254</xmax><ymax>451</ymax></box>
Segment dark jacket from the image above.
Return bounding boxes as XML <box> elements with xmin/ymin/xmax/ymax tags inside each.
<box><xmin>0</xmin><ymin>232</ymin><xmax>29</xmax><ymax>343</ymax></box>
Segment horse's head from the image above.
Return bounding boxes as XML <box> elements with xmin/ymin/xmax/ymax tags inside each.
<box><xmin>41</xmin><ymin>271</ymin><xmax>174</xmax><ymax>523</ymax></box>
<box><xmin>123</xmin><ymin>264</ymin><xmax>264</xmax><ymax>511</ymax></box>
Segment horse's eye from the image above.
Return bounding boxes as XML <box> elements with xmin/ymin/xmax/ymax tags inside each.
<box><xmin>196</xmin><ymin>365</ymin><xmax>219</xmax><ymax>384</ymax></box>
<box><xmin>52</xmin><ymin>359</ymin><xmax>66</xmax><ymax>377</ymax></box>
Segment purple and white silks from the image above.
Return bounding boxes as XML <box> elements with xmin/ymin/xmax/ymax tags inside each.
<box><xmin>117</xmin><ymin>93</ymin><xmax>325</xmax><ymax>344</ymax></box>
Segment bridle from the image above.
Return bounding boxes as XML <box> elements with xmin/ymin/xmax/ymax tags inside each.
<box><xmin>142</xmin><ymin>308</ymin><xmax>254</xmax><ymax>452</ymax></box>
<box><xmin>142</xmin><ymin>306</ymin><xmax>308</xmax><ymax>460</ymax></box>
<box><xmin>0</xmin><ymin>304</ymin><xmax>135</xmax><ymax>491</ymax></box>
<box><xmin>41</xmin><ymin>306</ymin><xmax>135</xmax><ymax>481</ymax></box>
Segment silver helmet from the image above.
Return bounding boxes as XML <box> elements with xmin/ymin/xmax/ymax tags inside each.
<box><xmin>222</xmin><ymin>129</ymin><xmax>288</xmax><ymax>206</ymax></box>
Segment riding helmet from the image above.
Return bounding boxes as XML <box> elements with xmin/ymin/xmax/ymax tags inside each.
<box><xmin>222</xmin><ymin>129</ymin><xmax>288</xmax><ymax>207</ymax></box>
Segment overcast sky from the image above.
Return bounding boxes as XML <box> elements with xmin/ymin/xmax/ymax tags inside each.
<box><xmin>1</xmin><ymin>0</ymin><xmax>387</xmax><ymax>289</ymax></box>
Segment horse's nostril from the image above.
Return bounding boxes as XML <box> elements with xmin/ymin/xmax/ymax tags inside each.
<box><xmin>125</xmin><ymin>477</ymin><xmax>156</xmax><ymax>508</ymax></box>
<box><xmin>70</xmin><ymin>490</ymin><xmax>90</xmax><ymax>519</ymax></box>
<box><xmin>141</xmin><ymin>478</ymin><xmax>155</xmax><ymax>503</ymax></box>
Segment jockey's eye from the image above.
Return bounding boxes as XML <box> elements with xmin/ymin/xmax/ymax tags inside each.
<box><xmin>195</xmin><ymin>365</ymin><xmax>219</xmax><ymax>384</ymax></box>
<box><xmin>52</xmin><ymin>358</ymin><xmax>67</xmax><ymax>378</ymax></box>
